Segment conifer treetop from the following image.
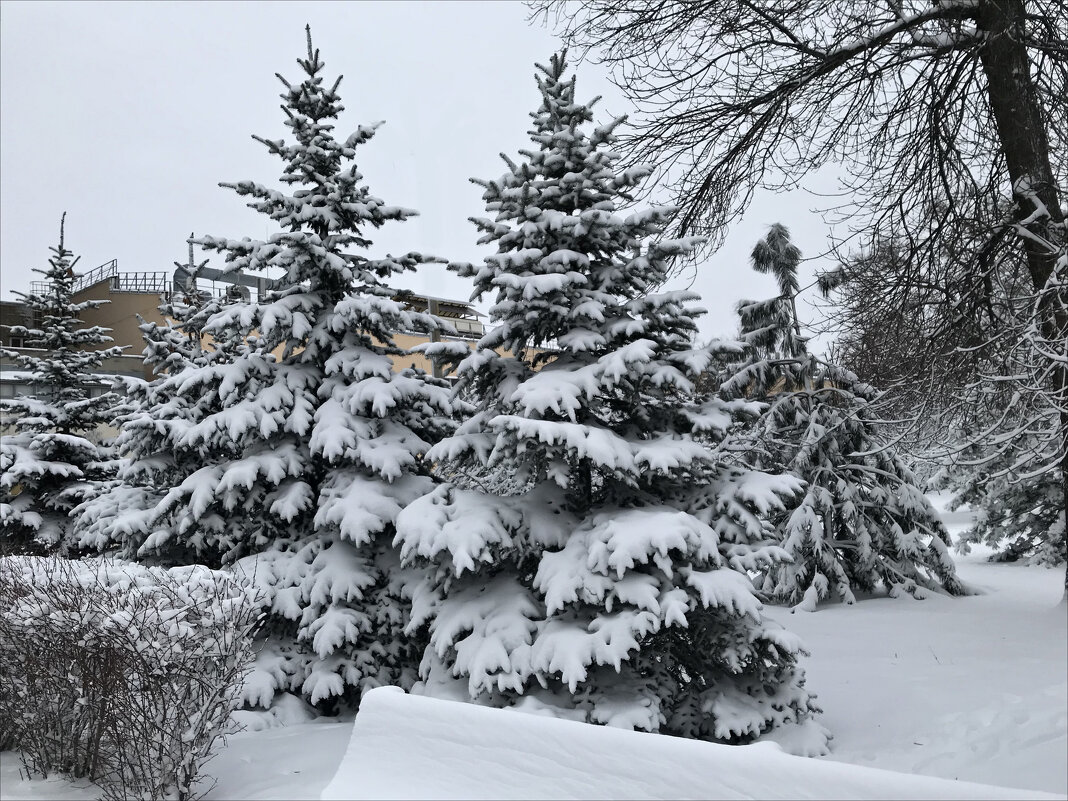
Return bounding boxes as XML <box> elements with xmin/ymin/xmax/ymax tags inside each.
<box><xmin>750</xmin><ymin>223</ymin><xmax>801</xmax><ymax>299</ymax></box>
<box><xmin>435</xmin><ymin>50</ymin><xmax>729</xmax><ymax>502</ymax></box>
<box><xmin>198</xmin><ymin>25</ymin><xmax>428</xmax><ymax>304</ymax></box>
<box><xmin>458</xmin><ymin>50</ymin><xmax>705</xmax><ymax>367</ymax></box>
<box><xmin>194</xmin><ymin>26</ymin><xmax>445</xmax><ymax>365</ymax></box>
<box><xmin>729</xmin><ymin>224</ymin><xmax>822</xmax><ymax>396</ymax></box>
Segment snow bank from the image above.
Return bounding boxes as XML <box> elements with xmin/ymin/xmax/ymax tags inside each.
<box><xmin>322</xmin><ymin>687</ymin><xmax>1061</xmax><ymax>800</ymax></box>
<box><xmin>763</xmin><ymin>548</ymin><xmax>1067</xmax><ymax>795</ymax></box>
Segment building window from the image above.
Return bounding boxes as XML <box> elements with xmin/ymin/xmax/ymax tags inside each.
<box><xmin>9</xmin><ymin>336</ymin><xmax>24</xmax><ymax>348</ymax></box>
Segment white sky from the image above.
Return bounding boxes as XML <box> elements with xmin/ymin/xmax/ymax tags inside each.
<box><xmin>0</xmin><ymin>0</ymin><xmax>840</xmax><ymax>346</ymax></box>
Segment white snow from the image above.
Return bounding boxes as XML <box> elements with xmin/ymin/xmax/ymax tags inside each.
<box><xmin>764</xmin><ymin>492</ymin><xmax>1067</xmax><ymax>795</ymax></box>
<box><xmin>321</xmin><ymin>686</ymin><xmax>1059</xmax><ymax>801</ymax></box>
<box><xmin>0</xmin><ymin>721</ymin><xmax>354</xmax><ymax>801</ymax></box>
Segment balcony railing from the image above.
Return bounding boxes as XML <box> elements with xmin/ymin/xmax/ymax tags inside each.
<box><xmin>30</xmin><ymin>259</ymin><xmax>168</xmax><ymax>296</ymax></box>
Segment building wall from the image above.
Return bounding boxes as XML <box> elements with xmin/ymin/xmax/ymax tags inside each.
<box><xmin>0</xmin><ymin>300</ymin><xmax>35</xmax><ymax>348</ymax></box>
<box><xmin>73</xmin><ymin>282</ymin><xmax>167</xmax><ymax>379</ymax></box>
<box><xmin>5</xmin><ymin>277</ymin><xmax>547</xmax><ymax>388</ymax></box>
<box><xmin>1</xmin><ymin>287</ymin><xmax>148</xmax><ymax>406</ymax></box>
<box><xmin>1</xmin><ymin>284</ymin><xmax>166</xmax><ymax>381</ymax></box>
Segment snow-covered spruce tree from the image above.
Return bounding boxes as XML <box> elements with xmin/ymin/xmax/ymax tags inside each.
<box><xmin>73</xmin><ymin>239</ymin><xmax>224</xmax><ymax>562</ymax></box>
<box><xmin>0</xmin><ymin>216</ymin><xmax>124</xmax><ymax>555</ymax></box>
<box><xmin>938</xmin><ymin>447</ymin><xmax>1066</xmax><ymax>567</ymax></box>
<box><xmin>395</xmin><ymin>54</ymin><xmax>826</xmax><ymax>752</ymax></box>
<box><xmin>91</xmin><ymin>30</ymin><xmax>456</xmax><ymax>709</ymax></box>
<box><xmin>725</xmin><ymin>224</ymin><xmax>967</xmax><ymax>610</ymax></box>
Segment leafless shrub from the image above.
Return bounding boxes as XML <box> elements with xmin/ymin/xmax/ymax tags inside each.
<box><xmin>0</xmin><ymin>556</ymin><xmax>263</xmax><ymax>801</ymax></box>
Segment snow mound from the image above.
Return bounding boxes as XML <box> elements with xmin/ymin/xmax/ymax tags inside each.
<box><xmin>322</xmin><ymin>687</ymin><xmax>1063</xmax><ymax>800</ymax></box>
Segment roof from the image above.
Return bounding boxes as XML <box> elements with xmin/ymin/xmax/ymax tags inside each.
<box><xmin>395</xmin><ymin>290</ymin><xmax>484</xmax><ymax>319</ymax></box>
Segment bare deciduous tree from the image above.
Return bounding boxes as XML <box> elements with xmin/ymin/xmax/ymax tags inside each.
<box><xmin>536</xmin><ymin>1</ymin><xmax>1064</xmax><ymax>278</ymax></box>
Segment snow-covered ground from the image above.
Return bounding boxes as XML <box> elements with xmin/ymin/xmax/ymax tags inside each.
<box><xmin>320</xmin><ymin>686</ymin><xmax>1061</xmax><ymax>800</ymax></box>
<box><xmin>760</xmin><ymin>493</ymin><xmax>1067</xmax><ymax>795</ymax></box>
<box><xmin>3</xmin><ymin>494</ymin><xmax>1065</xmax><ymax>800</ymax></box>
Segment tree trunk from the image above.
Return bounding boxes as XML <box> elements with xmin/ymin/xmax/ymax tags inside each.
<box><xmin>977</xmin><ymin>0</ymin><xmax>1064</xmax><ymax>286</ymax></box>
<box><xmin>576</xmin><ymin>457</ymin><xmax>593</xmax><ymax>511</ymax></box>
<box><xmin>977</xmin><ymin>0</ymin><xmax>1068</xmax><ymax>597</ymax></box>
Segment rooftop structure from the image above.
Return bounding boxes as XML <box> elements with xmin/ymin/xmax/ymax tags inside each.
<box><xmin>3</xmin><ymin>257</ymin><xmax>493</xmax><ymax>387</ymax></box>
<box><xmin>395</xmin><ymin>290</ymin><xmax>485</xmax><ymax>340</ymax></box>
<box><xmin>30</xmin><ymin>259</ymin><xmax>168</xmax><ymax>297</ymax></box>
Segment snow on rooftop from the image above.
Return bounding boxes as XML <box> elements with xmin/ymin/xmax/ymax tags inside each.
<box><xmin>321</xmin><ymin>687</ymin><xmax>1059</xmax><ymax>801</ymax></box>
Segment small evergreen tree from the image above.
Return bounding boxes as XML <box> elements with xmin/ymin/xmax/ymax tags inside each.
<box><xmin>0</xmin><ymin>215</ymin><xmax>124</xmax><ymax>554</ymax></box>
<box><xmin>84</xmin><ymin>29</ymin><xmax>456</xmax><ymax>709</ymax></box>
<box><xmin>396</xmin><ymin>54</ymin><xmax>826</xmax><ymax>752</ymax></box>
<box><xmin>726</xmin><ymin>224</ymin><xmax>967</xmax><ymax>610</ymax></box>
<box><xmin>73</xmin><ymin>238</ymin><xmax>223</xmax><ymax>562</ymax></box>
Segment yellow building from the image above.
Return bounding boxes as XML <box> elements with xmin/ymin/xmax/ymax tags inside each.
<box><xmin>1</xmin><ymin>260</ymin><xmax>500</xmax><ymax>397</ymax></box>
<box><xmin>0</xmin><ymin>260</ymin><xmax>154</xmax><ymax>399</ymax></box>
<box><xmin>392</xmin><ymin>291</ymin><xmax>487</xmax><ymax>378</ymax></box>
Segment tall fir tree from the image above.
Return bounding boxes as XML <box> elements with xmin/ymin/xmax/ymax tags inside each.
<box><xmin>0</xmin><ymin>215</ymin><xmax>124</xmax><ymax>554</ymax></box>
<box><xmin>725</xmin><ymin>224</ymin><xmax>967</xmax><ymax>610</ymax></box>
<box><xmin>82</xmin><ymin>30</ymin><xmax>457</xmax><ymax>709</ymax></box>
<box><xmin>396</xmin><ymin>54</ymin><xmax>826</xmax><ymax>752</ymax></box>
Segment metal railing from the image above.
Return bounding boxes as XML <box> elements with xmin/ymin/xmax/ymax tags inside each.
<box><xmin>111</xmin><ymin>271</ymin><xmax>169</xmax><ymax>293</ymax></box>
<box><xmin>30</xmin><ymin>259</ymin><xmax>168</xmax><ymax>296</ymax></box>
<box><xmin>73</xmin><ymin>259</ymin><xmax>118</xmax><ymax>292</ymax></box>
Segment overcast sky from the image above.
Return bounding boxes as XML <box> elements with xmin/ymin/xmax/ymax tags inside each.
<box><xmin>1</xmin><ymin>0</ymin><xmax>841</xmax><ymax>345</ymax></box>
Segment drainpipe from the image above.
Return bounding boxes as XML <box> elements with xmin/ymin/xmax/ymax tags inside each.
<box><xmin>426</xmin><ymin>296</ymin><xmax>442</xmax><ymax>379</ymax></box>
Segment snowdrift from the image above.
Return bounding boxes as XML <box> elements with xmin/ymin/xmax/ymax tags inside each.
<box><xmin>322</xmin><ymin>687</ymin><xmax>1062</xmax><ymax>800</ymax></box>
